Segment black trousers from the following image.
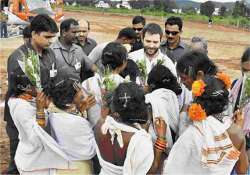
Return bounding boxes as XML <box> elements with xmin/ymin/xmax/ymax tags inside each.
<box><xmin>5</xmin><ymin>124</ymin><xmax>19</xmax><ymax>174</ymax></box>
<box><xmin>0</xmin><ymin>22</ymin><xmax>7</xmax><ymax>38</ymax></box>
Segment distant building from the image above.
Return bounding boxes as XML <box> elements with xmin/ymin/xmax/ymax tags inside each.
<box><xmin>213</xmin><ymin>8</ymin><xmax>220</xmax><ymax>16</ymax></box>
<box><xmin>95</xmin><ymin>1</ymin><xmax>110</xmax><ymax>8</ymax></box>
<box><xmin>172</xmin><ymin>9</ymin><xmax>182</xmax><ymax>14</ymax></box>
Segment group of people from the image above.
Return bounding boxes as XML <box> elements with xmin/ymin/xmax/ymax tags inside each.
<box><xmin>3</xmin><ymin>13</ymin><xmax>250</xmax><ymax>175</ymax></box>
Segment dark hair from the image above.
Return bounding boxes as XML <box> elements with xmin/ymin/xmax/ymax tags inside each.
<box><xmin>176</xmin><ymin>51</ymin><xmax>217</xmax><ymax>79</ymax></box>
<box><xmin>23</xmin><ymin>25</ymin><xmax>31</xmax><ymax>38</ymax></box>
<box><xmin>147</xmin><ymin>65</ymin><xmax>182</xmax><ymax>95</ymax></box>
<box><xmin>102</xmin><ymin>42</ymin><xmax>128</xmax><ymax>70</ymax></box>
<box><xmin>30</xmin><ymin>14</ymin><xmax>58</xmax><ymax>33</ymax></box>
<box><xmin>194</xmin><ymin>76</ymin><xmax>229</xmax><ymax>117</ymax></box>
<box><xmin>165</xmin><ymin>16</ymin><xmax>183</xmax><ymax>31</ymax></box>
<box><xmin>120</xmin><ymin>59</ymin><xmax>140</xmax><ymax>82</ymax></box>
<box><xmin>48</xmin><ymin>76</ymin><xmax>80</xmax><ymax>110</ymax></box>
<box><xmin>132</xmin><ymin>16</ymin><xmax>146</xmax><ymax>25</ymax></box>
<box><xmin>191</xmin><ymin>36</ymin><xmax>208</xmax><ymax>52</ymax></box>
<box><xmin>60</xmin><ymin>18</ymin><xmax>79</xmax><ymax>35</ymax></box>
<box><xmin>112</xmin><ymin>82</ymin><xmax>148</xmax><ymax>124</ymax></box>
<box><xmin>9</xmin><ymin>67</ymin><xmax>50</xmax><ymax>97</ymax></box>
<box><xmin>241</xmin><ymin>47</ymin><xmax>250</xmax><ymax>63</ymax></box>
<box><xmin>142</xmin><ymin>23</ymin><xmax>163</xmax><ymax>40</ymax></box>
<box><xmin>9</xmin><ymin>68</ymin><xmax>33</xmax><ymax>97</ymax></box>
<box><xmin>117</xmin><ymin>27</ymin><xmax>137</xmax><ymax>40</ymax></box>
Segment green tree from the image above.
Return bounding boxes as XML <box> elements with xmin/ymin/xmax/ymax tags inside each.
<box><xmin>219</xmin><ymin>6</ymin><xmax>227</xmax><ymax>16</ymax></box>
<box><xmin>232</xmin><ymin>0</ymin><xmax>247</xmax><ymax>17</ymax></box>
<box><xmin>153</xmin><ymin>0</ymin><xmax>177</xmax><ymax>12</ymax></box>
<box><xmin>182</xmin><ymin>6</ymin><xmax>196</xmax><ymax>14</ymax></box>
<box><xmin>200</xmin><ymin>1</ymin><xmax>215</xmax><ymax>17</ymax></box>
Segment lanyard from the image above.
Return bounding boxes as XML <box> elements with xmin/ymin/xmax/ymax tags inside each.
<box><xmin>59</xmin><ymin>47</ymin><xmax>77</xmax><ymax>67</ymax></box>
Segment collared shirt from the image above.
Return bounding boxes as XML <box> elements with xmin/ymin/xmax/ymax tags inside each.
<box><xmin>78</xmin><ymin>37</ymin><xmax>97</xmax><ymax>56</ymax></box>
<box><xmin>129</xmin><ymin>49</ymin><xmax>177</xmax><ymax>77</ymax></box>
<box><xmin>88</xmin><ymin>42</ymin><xmax>108</xmax><ymax>72</ymax></box>
<box><xmin>4</xmin><ymin>42</ymin><xmax>57</xmax><ymax>124</ymax></box>
<box><xmin>160</xmin><ymin>40</ymin><xmax>189</xmax><ymax>63</ymax></box>
<box><xmin>51</xmin><ymin>38</ymin><xmax>92</xmax><ymax>81</ymax></box>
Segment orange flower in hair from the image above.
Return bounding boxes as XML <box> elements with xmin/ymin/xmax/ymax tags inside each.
<box><xmin>192</xmin><ymin>80</ymin><xmax>206</xmax><ymax>97</ymax></box>
<box><xmin>188</xmin><ymin>103</ymin><xmax>207</xmax><ymax>121</ymax></box>
<box><xmin>216</xmin><ymin>72</ymin><xmax>231</xmax><ymax>89</ymax></box>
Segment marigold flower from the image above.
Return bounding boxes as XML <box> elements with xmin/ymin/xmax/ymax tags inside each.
<box><xmin>192</xmin><ymin>80</ymin><xmax>206</xmax><ymax>97</ymax></box>
<box><xmin>216</xmin><ymin>72</ymin><xmax>231</xmax><ymax>89</ymax></box>
<box><xmin>188</xmin><ymin>103</ymin><xmax>207</xmax><ymax>121</ymax></box>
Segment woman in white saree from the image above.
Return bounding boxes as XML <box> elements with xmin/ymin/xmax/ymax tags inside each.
<box><xmin>94</xmin><ymin>82</ymin><xmax>167</xmax><ymax>175</ymax></box>
<box><xmin>163</xmin><ymin>75</ymin><xmax>248</xmax><ymax>175</ymax></box>
<box><xmin>146</xmin><ymin>64</ymin><xmax>182</xmax><ymax>148</ymax></box>
<box><xmin>81</xmin><ymin>42</ymin><xmax>137</xmax><ymax>127</ymax></box>
<box><xmin>8</xmin><ymin>74</ymin><xmax>97</xmax><ymax>174</ymax></box>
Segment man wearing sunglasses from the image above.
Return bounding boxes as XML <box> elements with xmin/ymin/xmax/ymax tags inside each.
<box><xmin>160</xmin><ymin>16</ymin><xmax>189</xmax><ymax>63</ymax></box>
<box><xmin>131</xmin><ymin>16</ymin><xmax>146</xmax><ymax>52</ymax></box>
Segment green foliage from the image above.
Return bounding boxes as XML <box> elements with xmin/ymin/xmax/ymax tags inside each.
<box><xmin>219</xmin><ymin>6</ymin><xmax>227</xmax><ymax>17</ymax></box>
<box><xmin>200</xmin><ymin>1</ymin><xmax>215</xmax><ymax>17</ymax></box>
<box><xmin>182</xmin><ymin>6</ymin><xmax>196</xmax><ymax>15</ymax></box>
<box><xmin>102</xmin><ymin>67</ymin><xmax>116</xmax><ymax>92</ymax></box>
<box><xmin>64</xmin><ymin>5</ymin><xmax>250</xmax><ymax>29</ymax></box>
<box><xmin>157</xmin><ymin>59</ymin><xmax>165</xmax><ymax>66</ymax></box>
<box><xmin>136</xmin><ymin>59</ymin><xmax>147</xmax><ymax>84</ymax></box>
<box><xmin>239</xmin><ymin>73</ymin><xmax>250</xmax><ymax>107</ymax></box>
<box><xmin>232</xmin><ymin>0</ymin><xmax>247</xmax><ymax>17</ymax></box>
<box><xmin>24</xmin><ymin>49</ymin><xmax>42</xmax><ymax>90</ymax></box>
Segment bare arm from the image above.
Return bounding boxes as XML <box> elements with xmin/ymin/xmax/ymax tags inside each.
<box><xmin>228</xmin><ymin>124</ymin><xmax>249</xmax><ymax>174</ymax></box>
<box><xmin>148</xmin><ymin>117</ymin><xmax>167</xmax><ymax>174</ymax></box>
<box><xmin>235</xmin><ymin>135</ymin><xmax>249</xmax><ymax>174</ymax></box>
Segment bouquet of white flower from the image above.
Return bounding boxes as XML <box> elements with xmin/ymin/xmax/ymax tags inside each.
<box><xmin>156</xmin><ymin>58</ymin><xmax>165</xmax><ymax>66</ymax></box>
<box><xmin>136</xmin><ymin>59</ymin><xmax>147</xmax><ymax>85</ymax></box>
<box><xmin>239</xmin><ymin>72</ymin><xmax>250</xmax><ymax>108</ymax></box>
<box><xmin>24</xmin><ymin>49</ymin><xmax>42</xmax><ymax>91</ymax></box>
<box><xmin>102</xmin><ymin>67</ymin><xmax>116</xmax><ymax>92</ymax></box>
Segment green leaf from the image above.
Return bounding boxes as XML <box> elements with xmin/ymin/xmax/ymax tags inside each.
<box><xmin>24</xmin><ymin>49</ymin><xmax>42</xmax><ymax>90</ymax></box>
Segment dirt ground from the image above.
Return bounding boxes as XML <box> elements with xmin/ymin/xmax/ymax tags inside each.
<box><xmin>0</xmin><ymin>10</ymin><xmax>250</xmax><ymax>172</ymax></box>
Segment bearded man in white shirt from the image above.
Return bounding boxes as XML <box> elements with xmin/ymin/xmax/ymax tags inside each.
<box><xmin>129</xmin><ymin>23</ymin><xmax>177</xmax><ymax>78</ymax></box>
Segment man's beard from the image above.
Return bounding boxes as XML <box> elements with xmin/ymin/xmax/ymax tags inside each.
<box><xmin>144</xmin><ymin>47</ymin><xmax>159</xmax><ymax>57</ymax></box>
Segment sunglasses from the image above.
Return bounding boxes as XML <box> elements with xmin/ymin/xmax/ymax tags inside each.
<box><xmin>133</xmin><ymin>27</ymin><xmax>143</xmax><ymax>32</ymax></box>
<box><xmin>165</xmin><ymin>30</ymin><xmax>179</xmax><ymax>36</ymax></box>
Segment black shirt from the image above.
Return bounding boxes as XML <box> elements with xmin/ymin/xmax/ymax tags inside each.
<box><xmin>4</xmin><ymin>42</ymin><xmax>57</xmax><ymax>125</ymax></box>
<box><xmin>120</xmin><ymin>59</ymin><xmax>140</xmax><ymax>82</ymax></box>
<box><xmin>131</xmin><ymin>39</ymin><xmax>143</xmax><ymax>52</ymax></box>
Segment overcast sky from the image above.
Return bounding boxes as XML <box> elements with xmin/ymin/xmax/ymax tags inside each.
<box><xmin>191</xmin><ymin>0</ymin><xmax>237</xmax><ymax>2</ymax></box>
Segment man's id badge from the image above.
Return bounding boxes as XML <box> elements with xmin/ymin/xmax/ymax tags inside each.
<box><xmin>75</xmin><ymin>62</ymin><xmax>81</xmax><ymax>70</ymax></box>
<box><xmin>50</xmin><ymin>63</ymin><xmax>57</xmax><ymax>77</ymax></box>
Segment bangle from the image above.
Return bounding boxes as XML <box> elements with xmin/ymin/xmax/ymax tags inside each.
<box><xmin>154</xmin><ymin>138</ymin><xmax>167</xmax><ymax>151</ymax></box>
<box><xmin>157</xmin><ymin>135</ymin><xmax>166</xmax><ymax>141</ymax></box>
<box><xmin>37</xmin><ymin>118</ymin><xmax>46</xmax><ymax>127</ymax></box>
<box><xmin>154</xmin><ymin>143</ymin><xmax>166</xmax><ymax>151</ymax></box>
<box><xmin>156</xmin><ymin>138</ymin><xmax>167</xmax><ymax>144</ymax></box>
<box><xmin>36</xmin><ymin>111</ymin><xmax>45</xmax><ymax>116</ymax></box>
<box><xmin>155</xmin><ymin>140</ymin><xmax>166</xmax><ymax>147</ymax></box>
